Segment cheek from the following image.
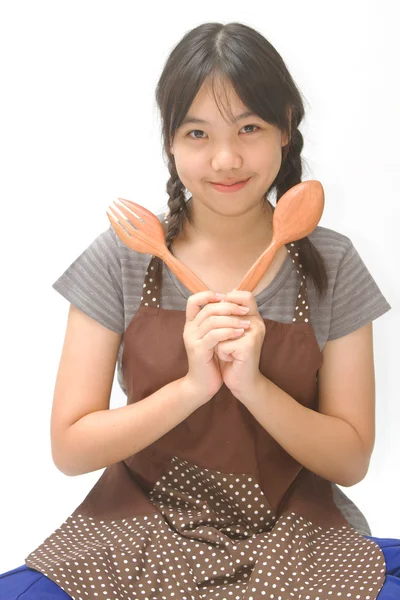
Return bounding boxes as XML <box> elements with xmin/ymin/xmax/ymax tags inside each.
<box><xmin>175</xmin><ymin>157</ymin><xmax>203</xmax><ymax>185</ymax></box>
<box><xmin>261</xmin><ymin>142</ymin><xmax>282</xmax><ymax>166</ymax></box>
<box><xmin>257</xmin><ymin>145</ymin><xmax>283</xmax><ymax>178</ymax></box>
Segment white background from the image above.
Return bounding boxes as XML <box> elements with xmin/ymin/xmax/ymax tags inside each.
<box><xmin>0</xmin><ymin>0</ymin><xmax>398</xmax><ymax>573</ymax></box>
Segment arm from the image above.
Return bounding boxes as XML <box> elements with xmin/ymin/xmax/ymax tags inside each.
<box><xmin>238</xmin><ymin>322</ymin><xmax>376</xmax><ymax>487</ymax></box>
<box><xmin>60</xmin><ymin>378</ymin><xmax>203</xmax><ymax>476</ymax></box>
<box><xmin>51</xmin><ymin>305</ymin><xmax>207</xmax><ymax>477</ymax></box>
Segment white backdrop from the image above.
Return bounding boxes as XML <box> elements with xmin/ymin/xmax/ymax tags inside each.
<box><xmin>0</xmin><ymin>0</ymin><xmax>398</xmax><ymax>573</ymax></box>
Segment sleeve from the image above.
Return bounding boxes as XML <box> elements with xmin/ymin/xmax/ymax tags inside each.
<box><xmin>331</xmin><ymin>484</ymin><xmax>371</xmax><ymax>536</ymax></box>
<box><xmin>327</xmin><ymin>241</ymin><xmax>392</xmax><ymax>341</ymax></box>
<box><xmin>52</xmin><ymin>226</ymin><xmax>124</xmax><ymax>334</ymax></box>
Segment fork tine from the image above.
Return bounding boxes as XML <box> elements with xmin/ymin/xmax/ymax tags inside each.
<box><xmin>106</xmin><ymin>209</ymin><xmax>140</xmax><ymax>251</ymax></box>
<box><xmin>109</xmin><ymin>202</ymin><xmax>161</xmax><ymax>243</ymax></box>
<box><xmin>108</xmin><ymin>204</ymin><xmax>150</xmax><ymax>244</ymax></box>
<box><xmin>117</xmin><ymin>198</ymin><xmax>154</xmax><ymax>221</ymax></box>
<box><xmin>107</xmin><ymin>204</ymin><xmax>166</xmax><ymax>257</ymax></box>
<box><xmin>116</xmin><ymin>198</ymin><xmax>165</xmax><ymax>240</ymax></box>
<box><xmin>114</xmin><ymin>199</ymin><xmax>147</xmax><ymax>232</ymax></box>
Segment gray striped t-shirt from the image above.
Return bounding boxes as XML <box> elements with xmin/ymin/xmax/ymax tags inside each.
<box><xmin>52</xmin><ymin>211</ymin><xmax>392</xmax><ymax>536</ymax></box>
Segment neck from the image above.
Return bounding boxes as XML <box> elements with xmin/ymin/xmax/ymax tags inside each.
<box><xmin>180</xmin><ymin>197</ymin><xmax>274</xmax><ymax>256</ymax></box>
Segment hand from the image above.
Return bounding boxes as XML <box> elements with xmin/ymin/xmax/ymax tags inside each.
<box><xmin>214</xmin><ymin>290</ymin><xmax>266</xmax><ymax>400</ymax></box>
<box><xmin>183</xmin><ymin>290</ymin><xmax>257</xmax><ymax>403</ymax></box>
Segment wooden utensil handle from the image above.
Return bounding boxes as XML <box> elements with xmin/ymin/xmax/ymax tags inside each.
<box><xmin>160</xmin><ymin>249</ymin><xmax>209</xmax><ymax>294</ymax></box>
<box><xmin>236</xmin><ymin>240</ymin><xmax>278</xmax><ymax>292</ymax></box>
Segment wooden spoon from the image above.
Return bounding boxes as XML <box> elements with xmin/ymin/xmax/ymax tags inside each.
<box><xmin>106</xmin><ymin>180</ymin><xmax>324</xmax><ymax>294</ymax></box>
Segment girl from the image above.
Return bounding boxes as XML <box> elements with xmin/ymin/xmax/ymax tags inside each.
<box><xmin>1</xmin><ymin>21</ymin><xmax>398</xmax><ymax>600</ymax></box>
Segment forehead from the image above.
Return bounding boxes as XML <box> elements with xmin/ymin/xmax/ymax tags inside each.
<box><xmin>184</xmin><ymin>80</ymin><xmax>250</xmax><ymax>125</ymax></box>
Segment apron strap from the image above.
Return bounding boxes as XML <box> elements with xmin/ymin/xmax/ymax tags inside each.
<box><xmin>287</xmin><ymin>243</ymin><xmax>310</xmax><ymax>323</ymax></box>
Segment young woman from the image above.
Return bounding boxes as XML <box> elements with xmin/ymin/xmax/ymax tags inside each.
<box><xmin>1</xmin><ymin>21</ymin><xmax>398</xmax><ymax>600</ymax></box>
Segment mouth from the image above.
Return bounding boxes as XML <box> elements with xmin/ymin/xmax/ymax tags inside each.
<box><xmin>210</xmin><ymin>177</ymin><xmax>250</xmax><ymax>185</ymax></box>
<box><xmin>209</xmin><ymin>177</ymin><xmax>251</xmax><ymax>192</ymax></box>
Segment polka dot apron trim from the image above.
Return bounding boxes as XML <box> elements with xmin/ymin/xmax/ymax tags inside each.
<box><xmin>25</xmin><ymin>459</ymin><xmax>386</xmax><ymax>599</ymax></box>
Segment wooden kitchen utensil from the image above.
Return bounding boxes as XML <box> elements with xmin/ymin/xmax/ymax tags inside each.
<box><xmin>106</xmin><ymin>180</ymin><xmax>324</xmax><ymax>294</ymax></box>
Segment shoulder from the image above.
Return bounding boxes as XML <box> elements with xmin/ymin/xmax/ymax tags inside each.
<box><xmin>76</xmin><ymin>226</ymin><xmax>125</xmax><ymax>272</ymax></box>
<box><xmin>307</xmin><ymin>225</ymin><xmax>353</xmax><ymax>262</ymax></box>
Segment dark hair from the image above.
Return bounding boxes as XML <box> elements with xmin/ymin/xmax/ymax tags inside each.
<box><xmin>155</xmin><ymin>22</ymin><xmax>328</xmax><ymax>297</ymax></box>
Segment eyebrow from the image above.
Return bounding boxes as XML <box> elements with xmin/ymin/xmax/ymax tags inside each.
<box><xmin>181</xmin><ymin>110</ymin><xmax>259</xmax><ymax>126</ymax></box>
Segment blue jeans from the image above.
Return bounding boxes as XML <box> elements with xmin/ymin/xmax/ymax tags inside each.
<box><xmin>0</xmin><ymin>563</ymin><xmax>71</xmax><ymax>598</ymax></box>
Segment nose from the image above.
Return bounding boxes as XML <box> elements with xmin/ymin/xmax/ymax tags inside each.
<box><xmin>210</xmin><ymin>142</ymin><xmax>244</xmax><ymax>172</ymax></box>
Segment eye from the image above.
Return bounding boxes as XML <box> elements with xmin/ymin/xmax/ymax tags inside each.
<box><xmin>187</xmin><ymin>124</ymin><xmax>260</xmax><ymax>140</ymax></box>
<box><xmin>241</xmin><ymin>124</ymin><xmax>260</xmax><ymax>134</ymax></box>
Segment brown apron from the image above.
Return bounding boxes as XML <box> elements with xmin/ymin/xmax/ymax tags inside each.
<box><xmin>25</xmin><ymin>240</ymin><xmax>387</xmax><ymax>599</ymax></box>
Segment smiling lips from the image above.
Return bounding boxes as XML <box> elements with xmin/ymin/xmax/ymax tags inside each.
<box><xmin>211</xmin><ymin>177</ymin><xmax>250</xmax><ymax>185</ymax></box>
<box><xmin>209</xmin><ymin>178</ymin><xmax>251</xmax><ymax>193</ymax></box>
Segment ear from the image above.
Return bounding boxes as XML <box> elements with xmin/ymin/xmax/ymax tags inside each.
<box><xmin>281</xmin><ymin>131</ymin><xmax>289</xmax><ymax>147</ymax></box>
<box><xmin>281</xmin><ymin>107</ymin><xmax>292</xmax><ymax>147</ymax></box>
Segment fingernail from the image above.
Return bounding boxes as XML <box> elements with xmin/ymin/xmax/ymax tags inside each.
<box><xmin>215</xmin><ymin>293</ymin><xmax>226</xmax><ymax>299</ymax></box>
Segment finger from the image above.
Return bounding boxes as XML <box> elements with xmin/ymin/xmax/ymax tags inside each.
<box><xmin>202</xmin><ymin>326</ymin><xmax>246</xmax><ymax>353</ymax></box>
<box><xmin>196</xmin><ymin>300</ymin><xmax>250</xmax><ymax>328</ymax></box>
<box><xmin>223</xmin><ymin>289</ymin><xmax>253</xmax><ymax>302</ymax></box>
<box><xmin>186</xmin><ymin>291</ymin><xmax>226</xmax><ymax>322</ymax></box>
<box><xmin>216</xmin><ymin>338</ymin><xmax>238</xmax><ymax>361</ymax></box>
<box><xmin>221</xmin><ymin>290</ymin><xmax>256</xmax><ymax>311</ymax></box>
<box><xmin>217</xmin><ymin>352</ymin><xmax>233</xmax><ymax>362</ymax></box>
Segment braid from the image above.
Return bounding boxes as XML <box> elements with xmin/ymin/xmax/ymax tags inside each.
<box><xmin>164</xmin><ymin>158</ymin><xmax>190</xmax><ymax>250</ymax></box>
<box><xmin>276</xmin><ymin>127</ymin><xmax>304</xmax><ymax>194</ymax></box>
<box><xmin>274</xmin><ymin>126</ymin><xmax>328</xmax><ymax>297</ymax></box>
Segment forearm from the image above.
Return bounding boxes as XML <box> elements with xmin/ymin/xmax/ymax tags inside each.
<box><xmin>240</xmin><ymin>376</ymin><xmax>369</xmax><ymax>487</ymax></box>
<box><xmin>56</xmin><ymin>377</ymin><xmax>206</xmax><ymax>477</ymax></box>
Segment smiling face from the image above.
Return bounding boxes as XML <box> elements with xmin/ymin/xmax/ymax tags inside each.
<box><xmin>170</xmin><ymin>78</ymin><xmax>290</xmax><ymax>218</ymax></box>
